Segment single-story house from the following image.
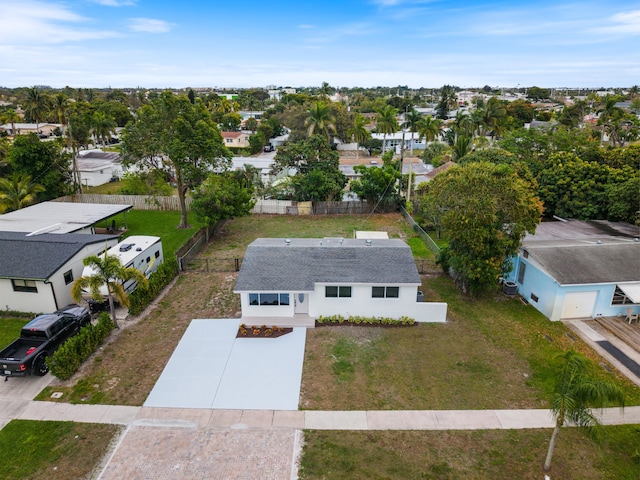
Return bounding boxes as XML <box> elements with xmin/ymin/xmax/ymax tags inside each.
<box><xmin>221</xmin><ymin>131</ymin><xmax>251</xmax><ymax>148</ymax></box>
<box><xmin>504</xmin><ymin>220</ymin><xmax>640</xmax><ymax>321</ymax></box>
<box><xmin>234</xmin><ymin>237</ymin><xmax>448</xmax><ymax>323</ymax></box>
<box><xmin>0</xmin><ymin>122</ymin><xmax>61</xmax><ymax>136</ymax></box>
<box><xmin>0</xmin><ymin>231</ymin><xmax>119</xmax><ymax>313</ymax></box>
<box><xmin>77</xmin><ymin>150</ymin><xmax>123</xmax><ymax>186</ymax></box>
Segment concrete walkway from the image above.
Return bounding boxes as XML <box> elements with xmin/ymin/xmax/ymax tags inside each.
<box><xmin>11</xmin><ymin>401</ymin><xmax>640</xmax><ymax>430</ymax></box>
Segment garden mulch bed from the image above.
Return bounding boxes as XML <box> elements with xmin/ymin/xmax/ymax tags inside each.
<box><xmin>236</xmin><ymin>324</ymin><xmax>293</xmax><ymax>338</ymax></box>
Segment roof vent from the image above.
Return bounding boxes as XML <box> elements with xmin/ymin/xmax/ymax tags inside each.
<box><xmin>119</xmin><ymin>243</ymin><xmax>133</xmax><ymax>252</ymax></box>
<box><xmin>597</xmin><ymin>240</ymin><xmax>602</xmax><ymax>244</ymax></box>
<box><xmin>320</xmin><ymin>240</ymin><xmax>323</xmax><ymax>246</ymax></box>
<box><xmin>635</xmin><ymin>238</ymin><xmax>639</xmax><ymax>243</ymax></box>
<box><xmin>285</xmin><ymin>238</ymin><xmax>291</xmax><ymax>245</ymax></box>
<box><xmin>365</xmin><ymin>239</ymin><xmax>372</xmax><ymax>246</ymax></box>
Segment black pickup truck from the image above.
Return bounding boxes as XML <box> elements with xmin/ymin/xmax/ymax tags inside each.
<box><xmin>0</xmin><ymin>304</ymin><xmax>90</xmax><ymax>379</ymax></box>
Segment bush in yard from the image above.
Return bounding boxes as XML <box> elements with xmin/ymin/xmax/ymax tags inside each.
<box><xmin>316</xmin><ymin>315</ymin><xmax>415</xmax><ymax>326</ymax></box>
<box><xmin>128</xmin><ymin>257</ymin><xmax>179</xmax><ymax>316</ymax></box>
<box><xmin>48</xmin><ymin>313</ymin><xmax>115</xmax><ymax>380</ymax></box>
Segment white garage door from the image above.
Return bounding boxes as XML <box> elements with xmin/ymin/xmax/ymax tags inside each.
<box><xmin>561</xmin><ymin>291</ymin><xmax>598</xmax><ymax>319</ymax></box>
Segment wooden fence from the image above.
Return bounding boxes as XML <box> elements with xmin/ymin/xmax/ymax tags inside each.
<box><xmin>54</xmin><ymin>194</ymin><xmax>191</xmax><ymax>211</ymax></box>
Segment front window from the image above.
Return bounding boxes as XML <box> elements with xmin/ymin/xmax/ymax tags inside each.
<box><xmin>248</xmin><ymin>293</ymin><xmax>290</xmax><ymax>306</ymax></box>
<box><xmin>326</xmin><ymin>286</ymin><xmax>351</xmax><ymax>298</ymax></box>
<box><xmin>12</xmin><ymin>279</ymin><xmax>37</xmax><ymax>293</ymax></box>
<box><xmin>372</xmin><ymin>286</ymin><xmax>398</xmax><ymax>298</ymax></box>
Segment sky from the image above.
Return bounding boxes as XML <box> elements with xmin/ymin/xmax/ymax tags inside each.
<box><xmin>0</xmin><ymin>0</ymin><xmax>639</xmax><ymax>89</ymax></box>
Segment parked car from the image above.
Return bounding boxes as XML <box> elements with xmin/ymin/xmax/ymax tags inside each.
<box><xmin>263</xmin><ymin>144</ymin><xmax>275</xmax><ymax>152</ymax></box>
<box><xmin>0</xmin><ymin>304</ymin><xmax>90</xmax><ymax>379</ymax></box>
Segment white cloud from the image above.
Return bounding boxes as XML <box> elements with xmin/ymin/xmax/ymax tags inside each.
<box><xmin>593</xmin><ymin>9</ymin><xmax>640</xmax><ymax>34</ymax></box>
<box><xmin>128</xmin><ymin>18</ymin><xmax>174</xmax><ymax>33</ymax></box>
<box><xmin>0</xmin><ymin>1</ymin><xmax>119</xmax><ymax>44</ymax></box>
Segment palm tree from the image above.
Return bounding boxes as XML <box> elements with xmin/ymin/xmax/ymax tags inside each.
<box><xmin>22</xmin><ymin>87</ymin><xmax>51</xmax><ymax>134</ymax></box>
<box><xmin>375</xmin><ymin>105</ymin><xmax>399</xmax><ymax>154</ymax></box>
<box><xmin>2</xmin><ymin>109</ymin><xmax>20</xmax><ymax>136</ymax></box>
<box><xmin>347</xmin><ymin>114</ymin><xmax>371</xmax><ymax>159</ymax></box>
<box><xmin>543</xmin><ymin>350</ymin><xmax>625</xmax><ymax>472</ymax></box>
<box><xmin>481</xmin><ymin>98</ymin><xmax>507</xmax><ymax>140</ymax></box>
<box><xmin>305</xmin><ymin>101</ymin><xmax>336</xmax><ymax>141</ymax></box>
<box><xmin>0</xmin><ymin>174</ymin><xmax>45</xmax><ymax>213</ymax></box>
<box><xmin>402</xmin><ymin>109</ymin><xmax>422</xmax><ymax>157</ymax></box>
<box><xmin>91</xmin><ymin>111</ymin><xmax>117</xmax><ymax>146</ymax></box>
<box><xmin>319</xmin><ymin>81</ymin><xmax>332</xmax><ymax>101</ymax></box>
<box><xmin>452</xmin><ymin>134</ymin><xmax>472</xmax><ymax>160</ymax></box>
<box><xmin>418</xmin><ymin>116</ymin><xmax>442</xmax><ymax>143</ymax></box>
<box><xmin>71</xmin><ymin>252</ymin><xmax>149</xmax><ymax>329</ymax></box>
<box><xmin>52</xmin><ymin>93</ymin><xmax>70</xmax><ymax>130</ymax></box>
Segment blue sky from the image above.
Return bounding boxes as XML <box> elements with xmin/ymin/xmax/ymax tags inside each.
<box><xmin>0</xmin><ymin>0</ymin><xmax>638</xmax><ymax>89</ymax></box>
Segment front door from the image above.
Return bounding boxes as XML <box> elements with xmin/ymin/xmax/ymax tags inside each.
<box><xmin>294</xmin><ymin>293</ymin><xmax>308</xmax><ymax>314</ymax></box>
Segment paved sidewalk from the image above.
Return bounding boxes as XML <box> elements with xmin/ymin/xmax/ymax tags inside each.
<box><xmin>12</xmin><ymin>402</ymin><xmax>640</xmax><ymax>430</ymax></box>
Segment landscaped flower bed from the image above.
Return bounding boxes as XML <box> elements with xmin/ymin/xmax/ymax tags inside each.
<box><xmin>236</xmin><ymin>324</ymin><xmax>293</xmax><ymax>338</ymax></box>
<box><xmin>315</xmin><ymin>315</ymin><xmax>416</xmax><ymax>327</ymax></box>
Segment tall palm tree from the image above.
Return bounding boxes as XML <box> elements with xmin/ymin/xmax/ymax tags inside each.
<box><xmin>23</xmin><ymin>87</ymin><xmax>51</xmax><ymax>134</ymax></box>
<box><xmin>71</xmin><ymin>252</ymin><xmax>148</xmax><ymax>329</ymax></box>
<box><xmin>481</xmin><ymin>98</ymin><xmax>507</xmax><ymax>140</ymax></box>
<box><xmin>347</xmin><ymin>114</ymin><xmax>371</xmax><ymax>159</ymax></box>
<box><xmin>402</xmin><ymin>109</ymin><xmax>422</xmax><ymax>157</ymax></box>
<box><xmin>0</xmin><ymin>174</ymin><xmax>45</xmax><ymax>213</ymax></box>
<box><xmin>375</xmin><ymin>105</ymin><xmax>399</xmax><ymax>154</ymax></box>
<box><xmin>418</xmin><ymin>116</ymin><xmax>442</xmax><ymax>143</ymax></box>
<box><xmin>319</xmin><ymin>81</ymin><xmax>332</xmax><ymax>101</ymax></box>
<box><xmin>91</xmin><ymin>111</ymin><xmax>117</xmax><ymax>146</ymax></box>
<box><xmin>305</xmin><ymin>101</ymin><xmax>336</xmax><ymax>141</ymax></box>
<box><xmin>52</xmin><ymin>93</ymin><xmax>70</xmax><ymax>130</ymax></box>
<box><xmin>543</xmin><ymin>350</ymin><xmax>625</xmax><ymax>472</ymax></box>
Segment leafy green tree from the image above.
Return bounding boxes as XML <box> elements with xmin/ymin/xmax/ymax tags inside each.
<box><xmin>544</xmin><ymin>350</ymin><xmax>625</xmax><ymax>472</ymax></box>
<box><xmin>536</xmin><ymin>152</ymin><xmax>611</xmax><ymax>220</ymax></box>
<box><xmin>2</xmin><ymin>109</ymin><xmax>20</xmax><ymax>137</ymax></box>
<box><xmin>8</xmin><ymin>133</ymin><xmax>71</xmax><ymax>200</ymax></box>
<box><xmin>422</xmin><ymin>162</ymin><xmax>543</xmax><ymax>294</ymax></box>
<box><xmin>306</xmin><ymin>101</ymin><xmax>336</xmax><ymax>140</ymax></box>
<box><xmin>479</xmin><ymin>97</ymin><xmax>507</xmax><ymax>140</ymax></box>
<box><xmin>361</xmin><ymin>137</ymin><xmax>383</xmax><ymax>156</ymax></box>
<box><xmin>421</xmin><ymin>142</ymin><xmax>451</xmax><ymax>166</ymax></box>
<box><xmin>272</xmin><ymin>135</ymin><xmax>346</xmax><ymax>201</ymax></box>
<box><xmin>0</xmin><ymin>174</ymin><xmax>45</xmax><ymax>213</ymax></box>
<box><xmin>120</xmin><ymin>91</ymin><xmax>232</xmax><ymax>228</ymax></box>
<box><xmin>248</xmin><ymin>132</ymin><xmax>266</xmax><ymax>154</ymax></box>
<box><xmin>417</xmin><ymin>116</ymin><xmax>442</xmax><ymax>143</ymax></box>
<box><xmin>190</xmin><ymin>173</ymin><xmax>256</xmax><ymax>226</ymax></box>
<box><xmin>220</xmin><ymin>112</ymin><xmax>242</xmax><ymax>131</ymax></box>
<box><xmin>119</xmin><ymin>171</ymin><xmax>173</xmax><ymax>196</ymax></box>
<box><xmin>350</xmin><ymin>155</ymin><xmax>402</xmax><ymax>211</ymax></box>
<box><xmin>375</xmin><ymin>105</ymin><xmax>399</xmax><ymax>154</ymax></box>
<box><xmin>71</xmin><ymin>253</ymin><xmax>148</xmax><ymax>329</ymax></box>
<box><xmin>91</xmin><ymin>111</ymin><xmax>117</xmax><ymax>146</ymax></box>
<box><xmin>506</xmin><ymin>99</ymin><xmax>535</xmax><ymax>125</ymax></box>
<box><xmin>347</xmin><ymin>114</ymin><xmax>371</xmax><ymax>159</ymax></box>
<box><xmin>605</xmin><ymin>170</ymin><xmax>640</xmax><ymax>224</ymax></box>
<box><xmin>526</xmin><ymin>86</ymin><xmax>550</xmax><ymax>101</ymax></box>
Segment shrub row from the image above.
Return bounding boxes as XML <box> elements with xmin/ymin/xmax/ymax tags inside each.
<box><xmin>128</xmin><ymin>257</ymin><xmax>179</xmax><ymax>316</ymax></box>
<box><xmin>48</xmin><ymin>313</ymin><xmax>114</xmax><ymax>380</ymax></box>
<box><xmin>316</xmin><ymin>315</ymin><xmax>415</xmax><ymax>326</ymax></box>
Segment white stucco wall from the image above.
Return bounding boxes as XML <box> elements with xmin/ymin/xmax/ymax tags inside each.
<box><xmin>240</xmin><ymin>293</ymin><xmax>296</xmax><ymax>317</ymax></box>
<box><xmin>0</xmin><ymin>279</ymin><xmax>57</xmax><ymax>313</ymax></box>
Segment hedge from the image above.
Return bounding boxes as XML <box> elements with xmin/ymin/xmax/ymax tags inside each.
<box><xmin>316</xmin><ymin>315</ymin><xmax>415</xmax><ymax>326</ymax></box>
<box><xmin>128</xmin><ymin>257</ymin><xmax>179</xmax><ymax>316</ymax></box>
<box><xmin>48</xmin><ymin>313</ymin><xmax>114</xmax><ymax>380</ymax></box>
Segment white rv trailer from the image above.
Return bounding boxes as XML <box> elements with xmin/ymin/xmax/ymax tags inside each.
<box><xmin>81</xmin><ymin>235</ymin><xmax>164</xmax><ymax>301</ymax></box>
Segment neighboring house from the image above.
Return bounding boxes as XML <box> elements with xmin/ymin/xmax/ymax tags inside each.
<box><xmin>0</xmin><ymin>201</ymin><xmax>132</xmax><ymax>235</ymax></box>
<box><xmin>234</xmin><ymin>238</ymin><xmax>448</xmax><ymax>323</ymax></box>
<box><xmin>371</xmin><ymin>131</ymin><xmax>425</xmax><ymax>154</ymax></box>
<box><xmin>0</xmin><ymin>122</ymin><xmax>61</xmax><ymax>136</ymax></box>
<box><xmin>221</xmin><ymin>131</ymin><xmax>251</xmax><ymax>148</ymax></box>
<box><xmin>504</xmin><ymin>220</ymin><xmax>640</xmax><ymax>321</ymax></box>
<box><xmin>77</xmin><ymin>150</ymin><xmax>123</xmax><ymax>186</ymax></box>
<box><xmin>0</xmin><ymin>231</ymin><xmax>119</xmax><ymax>312</ymax></box>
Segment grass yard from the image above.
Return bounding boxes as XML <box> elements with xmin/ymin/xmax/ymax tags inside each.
<box><xmin>0</xmin><ymin>318</ymin><xmax>30</xmax><ymax>350</ymax></box>
<box><xmin>0</xmin><ymin>420</ymin><xmax>121</xmax><ymax>480</ymax></box>
<box><xmin>299</xmin><ymin>426</ymin><xmax>640</xmax><ymax>479</ymax></box>
<box><xmin>95</xmin><ymin>209</ymin><xmax>201</xmax><ymax>258</ymax></box>
<box><xmin>301</xmin><ymin>274</ymin><xmax>640</xmax><ymax>410</ymax></box>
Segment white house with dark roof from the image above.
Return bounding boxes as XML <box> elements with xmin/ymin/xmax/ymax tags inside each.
<box><xmin>0</xmin><ymin>232</ymin><xmax>119</xmax><ymax>313</ymax></box>
<box><xmin>504</xmin><ymin>220</ymin><xmax>640</xmax><ymax>321</ymax></box>
<box><xmin>234</xmin><ymin>238</ymin><xmax>448</xmax><ymax>324</ymax></box>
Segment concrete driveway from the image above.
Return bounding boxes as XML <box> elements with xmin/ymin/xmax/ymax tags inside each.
<box><xmin>144</xmin><ymin>319</ymin><xmax>306</xmax><ymax>410</ymax></box>
<box><xmin>0</xmin><ymin>373</ymin><xmax>53</xmax><ymax>429</ymax></box>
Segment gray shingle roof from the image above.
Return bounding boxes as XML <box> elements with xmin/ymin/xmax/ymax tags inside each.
<box><xmin>234</xmin><ymin>238</ymin><xmax>420</xmax><ymax>292</ymax></box>
<box><xmin>0</xmin><ymin>232</ymin><xmax>118</xmax><ymax>280</ymax></box>
<box><xmin>525</xmin><ymin>242</ymin><xmax>640</xmax><ymax>285</ymax></box>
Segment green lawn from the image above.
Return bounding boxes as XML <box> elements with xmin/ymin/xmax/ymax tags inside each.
<box><xmin>0</xmin><ymin>318</ymin><xmax>30</xmax><ymax>351</ymax></box>
<box><xmin>0</xmin><ymin>420</ymin><xmax>120</xmax><ymax>480</ymax></box>
<box><xmin>300</xmin><ymin>426</ymin><xmax>640</xmax><ymax>479</ymax></box>
<box><xmin>95</xmin><ymin>209</ymin><xmax>202</xmax><ymax>258</ymax></box>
